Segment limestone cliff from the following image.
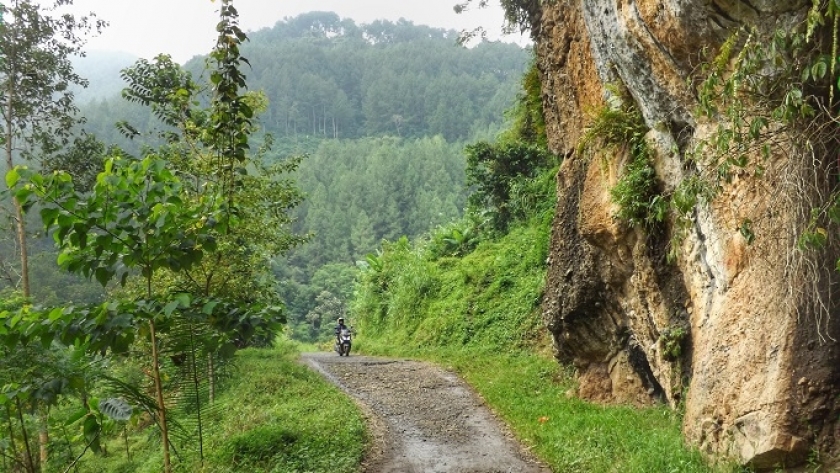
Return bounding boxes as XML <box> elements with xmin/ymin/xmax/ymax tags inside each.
<box><xmin>535</xmin><ymin>0</ymin><xmax>840</xmax><ymax>468</ymax></box>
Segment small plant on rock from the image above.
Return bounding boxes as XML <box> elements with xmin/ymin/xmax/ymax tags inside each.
<box><xmin>659</xmin><ymin>326</ymin><xmax>688</xmax><ymax>362</ymax></box>
<box><xmin>580</xmin><ymin>86</ymin><xmax>666</xmax><ymax>228</ymax></box>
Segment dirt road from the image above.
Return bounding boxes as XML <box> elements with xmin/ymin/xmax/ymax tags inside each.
<box><xmin>302</xmin><ymin>352</ymin><xmax>550</xmax><ymax>473</ymax></box>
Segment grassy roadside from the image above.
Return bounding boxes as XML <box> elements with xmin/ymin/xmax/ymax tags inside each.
<box><xmin>198</xmin><ymin>343</ymin><xmax>367</xmax><ymax>473</ymax></box>
<box><xmin>76</xmin><ymin>341</ymin><xmax>367</xmax><ymax>473</ymax></box>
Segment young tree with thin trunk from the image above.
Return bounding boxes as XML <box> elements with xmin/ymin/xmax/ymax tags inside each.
<box><xmin>1</xmin><ymin>3</ymin><xmax>103</xmax><ymax>470</ymax></box>
<box><xmin>6</xmin><ymin>1</ymin><xmax>299</xmax><ymax>470</ymax></box>
<box><xmin>0</xmin><ymin>0</ymin><xmax>103</xmax><ymax>299</ymax></box>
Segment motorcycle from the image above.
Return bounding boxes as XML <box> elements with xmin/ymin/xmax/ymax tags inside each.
<box><xmin>335</xmin><ymin>327</ymin><xmax>352</xmax><ymax>356</ymax></box>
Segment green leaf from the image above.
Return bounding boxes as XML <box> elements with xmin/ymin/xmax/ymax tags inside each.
<box><xmin>749</xmin><ymin>117</ymin><xmax>767</xmax><ymax>139</ymax></box>
<box><xmin>83</xmin><ymin>414</ymin><xmax>99</xmax><ymax>437</ymax></box>
<box><xmin>202</xmin><ymin>300</ymin><xmax>219</xmax><ymax>315</ymax></box>
<box><xmin>812</xmin><ymin>60</ymin><xmax>828</xmax><ymax>80</ymax></box>
<box><xmin>163</xmin><ymin>300</ymin><xmax>179</xmax><ymax>317</ymax></box>
<box><xmin>48</xmin><ymin>307</ymin><xmax>64</xmax><ymax>322</ymax></box>
<box><xmin>99</xmin><ymin>398</ymin><xmax>133</xmax><ymax>421</ymax></box>
<box><xmin>5</xmin><ymin>168</ymin><xmax>19</xmax><ymax>188</ymax></box>
<box><xmin>94</xmin><ymin>267</ymin><xmax>111</xmax><ymax>287</ymax></box>
<box><xmin>14</xmin><ymin>188</ymin><xmax>33</xmax><ymax>206</ymax></box>
<box><xmin>40</xmin><ymin>206</ymin><xmax>60</xmax><ymax>224</ymax></box>
<box><xmin>65</xmin><ymin>408</ymin><xmax>89</xmax><ymax>426</ymax></box>
<box><xmin>57</xmin><ymin>252</ymin><xmax>71</xmax><ymax>267</ymax></box>
<box><xmin>174</xmin><ymin>293</ymin><xmax>191</xmax><ymax>308</ymax></box>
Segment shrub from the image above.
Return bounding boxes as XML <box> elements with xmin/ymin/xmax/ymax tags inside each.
<box><xmin>611</xmin><ymin>154</ymin><xmax>668</xmax><ymax>227</ymax></box>
<box><xmin>465</xmin><ymin>141</ymin><xmax>554</xmax><ymax>232</ymax></box>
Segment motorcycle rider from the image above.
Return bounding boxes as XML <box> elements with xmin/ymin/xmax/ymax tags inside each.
<box><xmin>334</xmin><ymin>317</ymin><xmax>349</xmax><ymax>342</ymax></box>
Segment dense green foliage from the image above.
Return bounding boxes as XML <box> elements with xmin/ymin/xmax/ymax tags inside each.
<box><xmin>276</xmin><ymin>136</ymin><xmax>469</xmax><ymax>340</ymax></box>
<box><xmin>353</xmin><ymin>210</ymin><xmax>552</xmax><ymax>349</ymax></box>
<box><xmin>79</xmin><ymin>12</ymin><xmax>529</xmax><ymax>152</ymax></box>
<box><xmin>293</xmin><ymin>137</ymin><xmax>467</xmax><ymax>265</ymax></box>
<box><xmin>350</xmin><ymin>57</ymin><xmax>556</xmax><ymax>343</ymax></box>
<box><xmin>67</xmin><ymin>14</ymin><xmax>531</xmax><ymax>342</ymax></box>
<box><xmin>1</xmin><ymin>3</ymin><xmax>306</xmax><ymax>471</ymax></box>
<box><xmin>280</xmin><ymin>59</ymin><xmax>552</xmax><ymax>342</ymax></box>
<box><xmin>465</xmin><ymin>141</ymin><xmax>553</xmax><ymax>231</ymax></box>
<box><xmin>461</xmin><ymin>59</ymin><xmax>555</xmax><ymax>234</ymax></box>
<box><xmin>349</xmin><ymin>55</ymin><xmax>555</xmax><ymax>348</ymax></box>
<box><xmin>73</xmin><ymin>343</ymin><xmax>367</xmax><ymax>473</ymax></box>
<box><xmin>214</xmin><ymin>12</ymin><xmax>526</xmax><ymax>142</ymax></box>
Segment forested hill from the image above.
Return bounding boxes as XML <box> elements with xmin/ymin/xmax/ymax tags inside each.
<box><xmin>229</xmin><ymin>12</ymin><xmax>527</xmax><ymax>142</ymax></box>
<box><xmin>76</xmin><ymin>12</ymin><xmax>531</xmax><ymax>342</ymax></box>
<box><xmin>81</xmin><ymin>12</ymin><xmax>530</xmax><ymax>149</ymax></box>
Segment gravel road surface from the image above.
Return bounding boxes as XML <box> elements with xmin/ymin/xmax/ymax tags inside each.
<box><xmin>302</xmin><ymin>352</ymin><xmax>550</xmax><ymax>473</ymax></box>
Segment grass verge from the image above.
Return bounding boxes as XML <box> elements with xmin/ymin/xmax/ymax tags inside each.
<box><xmin>75</xmin><ymin>341</ymin><xmax>367</xmax><ymax>473</ymax></box>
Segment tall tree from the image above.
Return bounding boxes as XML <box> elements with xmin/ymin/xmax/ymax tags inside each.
<box><xmin>0</xmin><ymin>3</ymin><xmax>102</xmax><ymax>470</ymax></box>
<box><xmin>5</xmin><ymin>1</ymin><xmax>303</xmax><ymax>471</ymax></box>
<box><xmin>0</xmin><ymin>0</ymin><xmax>103</xmax><ymax>298</ymax></box>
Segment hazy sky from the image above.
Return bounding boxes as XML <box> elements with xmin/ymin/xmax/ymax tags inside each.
<box><xmin>55</xmin><ymin>0</ymin><xmax>526</xmax><ymax>63</ymax></box>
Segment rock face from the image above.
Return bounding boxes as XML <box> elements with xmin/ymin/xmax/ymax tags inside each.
<box><xmin>536</xmin><ymin>0</ymin><xmax>840</xmax><ymax>467</ymax></box>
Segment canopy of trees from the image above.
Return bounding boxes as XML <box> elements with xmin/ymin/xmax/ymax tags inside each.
<box><xmin>69</xmin><ymin>12</ymin><xmax>530</xmax><ymax>342</ymax></box>
<box><xmin>276</xmin><ymin>136</ymin><xmax>469</xmax><ymax>339</ymax></box>
<box><xmin>79</xmin><ymin>12</ymin><xmax>529</xmax><ymax>152</ymax></box>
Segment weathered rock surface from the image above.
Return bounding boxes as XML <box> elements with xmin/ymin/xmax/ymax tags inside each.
<box><xmin>536</xmin><ymin>0</ymin><xmax>840</xmax><ymax>468</ymax></box>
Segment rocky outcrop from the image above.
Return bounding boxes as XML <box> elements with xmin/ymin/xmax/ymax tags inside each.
<box><xmin>537</xmin><ymin>0</ymin><xmax>840</xmax><ymax>468</ymax></box>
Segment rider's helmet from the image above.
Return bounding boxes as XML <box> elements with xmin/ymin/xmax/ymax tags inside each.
<box><xmin>338</xmin><ymin>317</ymin><xmax>344</xmax><ymax>324</ymax></box>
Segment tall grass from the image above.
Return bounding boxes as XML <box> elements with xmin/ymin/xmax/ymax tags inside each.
<box><xmin>353</xmin><ymin>216</ymin><xmax>550</xmax><ymax>351</ymax></box>
<box><xmin>75</xmin><ymin>341</ymin><xmax>367</xmax><ymax>473</ymax></box>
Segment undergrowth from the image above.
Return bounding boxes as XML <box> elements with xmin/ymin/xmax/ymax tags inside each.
<box><xmin>75</xmin><ymin>341</ymin><xmax>366</xmax><ymax>473</ymax></box>
<box><xmin>352</xmin><ymin>201</ymin><xmax>553</xmax><ymax>351</ymax></box>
